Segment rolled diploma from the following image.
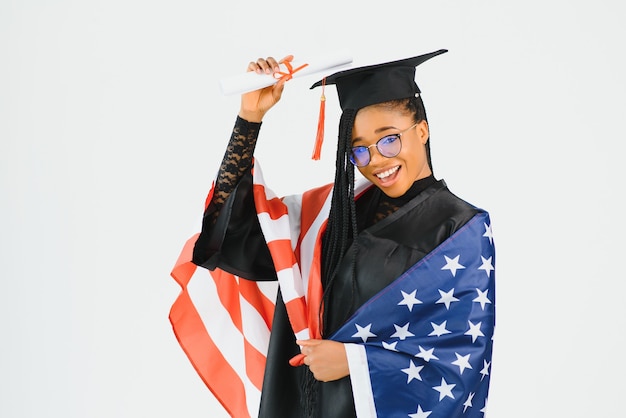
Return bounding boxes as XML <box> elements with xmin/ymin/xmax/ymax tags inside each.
<box><xmin>219</xmin><ymin>53</ymin><xmax>353</xmax><ymax>96</ymax></box>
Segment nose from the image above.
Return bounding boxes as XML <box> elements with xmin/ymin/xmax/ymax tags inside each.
<box><xmin>367</xmin><ymin>145</ymin><xmax>386</xmax><ymax>165</ymax></box>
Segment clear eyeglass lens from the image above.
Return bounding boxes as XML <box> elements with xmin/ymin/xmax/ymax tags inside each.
<box><xmin>351</xmin><ymin>147</ymin><xmax>370</xmax><ymax>166</ymax></box>
<box><xmin>378</xmin><ymin>135</ymin><xmax>401</xmax><ymax>157</ymax></box>
<box><xmin>350</xmin><ymin>133</ymin><xmax>403</xmax><ymax>167</ymax></box>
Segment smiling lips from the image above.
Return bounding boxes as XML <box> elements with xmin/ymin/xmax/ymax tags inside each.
<box><xmin>375</xmin><ymin>166</ymin><xmax>400</xmax><ymax>183</ymax></box>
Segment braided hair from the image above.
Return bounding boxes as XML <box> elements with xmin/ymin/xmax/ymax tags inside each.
<box><xmin>319</xmin><ymin>94</ymin><xmax>430</xmax><ymax>333</ymax></box>
<box><xmin>302</xmin><ymin>95</ymin><xmax>430</xmax><ymax>417</ymax></box>
<box><xmin>319</xmin><ymin>107</ymin><xmax>359</xmax><ymax>330</ymax></box>
<box><xmin>301</xmin><ymin>108</ymin><xmax>358</xmax><ymax>418</ymax></box>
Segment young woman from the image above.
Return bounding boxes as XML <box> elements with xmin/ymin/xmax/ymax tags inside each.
<box><xmin>177</xmin><ymin>50</ymin><xmax>496</xmax><ymax>417</ymax></box>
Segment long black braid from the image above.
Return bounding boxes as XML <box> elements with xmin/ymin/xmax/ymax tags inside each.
<box><xmin>302</xmin><ymin>96</ymin><xmax>430</xmax><ymax>417</ymax></box>
<box><xmin>320</xmin><ymin>108</ymin><xmax>359</xmax><ymax>337</ymax></box>
<box><xmin>319</xmin><ymin>95</ymin><xmax>430</xmax><ymax>332</ymax></box>
<box><xmin>301</xmin><ymin>109</ymin><xmax>359</xmax><ymax>418</ymax></box>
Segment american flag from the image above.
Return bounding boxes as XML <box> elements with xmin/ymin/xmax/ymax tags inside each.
<box><xmin>331</xmin><ymin>212</ymin><xmax>495</xmax><ymax>417</ymax></box>
<box><xmin>169</xmin><ymin>231</ymin><xmax>277</xmax><ymax>418</ymax></box>
<box><xmin>169</xmin><ymin>160</ymin><xmax>495</xmax><ymax>417</ymax></box>
<box><xmin>170</xmin><ymin>160</ymin><xmax>340</xmax><ymax>417</ymax></box>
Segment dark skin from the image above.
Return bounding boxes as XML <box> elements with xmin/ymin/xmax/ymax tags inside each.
<box><xmin>240</xmin><ymin>56</ymin><xmax>431</xmax><ymax>382</ymax></box>
<box><xmin>238</xmin><ymin>55</ymin><xmax>289</xmax><ymax>123</ymax></box>
<box><xmin>240</xmin><ymin>56</ymin><xmax>349</xmax><ymax>382</ymax></box>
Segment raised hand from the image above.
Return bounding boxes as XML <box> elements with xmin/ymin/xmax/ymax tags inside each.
<box><xmin>238</xmin><ymin>55</ymin><xmax>294</xmax><ymax>123</ymax></box>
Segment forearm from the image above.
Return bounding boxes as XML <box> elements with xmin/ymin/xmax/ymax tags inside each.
<box><xmin>207</xmin><ymin>116</ymin><xmax>262</xmax><ymax>224</ymax></box>
<box><xmin>192</xmin><ymin>116</ymin><xmax>279</xmax><ymax>280</ymax></box>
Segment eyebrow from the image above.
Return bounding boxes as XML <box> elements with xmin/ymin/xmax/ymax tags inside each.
<box><xmin>352</xmin><ymin>126</ymin><xmax>400</xmax><ymax>144</ymax></box>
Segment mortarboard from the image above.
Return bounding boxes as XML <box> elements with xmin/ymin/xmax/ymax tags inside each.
<box><xmin>311</xmin><ymin>49</ymin><xmax>447</xmax><ymax>110</ymax></box>
<box><xmin>309</xmin><ymin>49</ymin><xmax>448</xmax><ymax>159</ymax></box>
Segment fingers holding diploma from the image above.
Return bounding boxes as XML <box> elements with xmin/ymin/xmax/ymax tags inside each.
<box><xmin>248</xmin><ymin>55</ymin><xmax>294</xmax><ymax>75</ymax></box>
<box><xmin>239</xmin><ymin>55</ymin><xmax>293</xmax><ymax>122</ymax></box>
<box><xmin>222</xmin><ymin>52</ymin><xmax>352</xmax><ymax>95</ymax></box>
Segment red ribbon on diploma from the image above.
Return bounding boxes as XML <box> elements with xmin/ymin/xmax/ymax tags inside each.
<box><xmin>273</xmin><ymin>58</ymin><xmax>309</xmax><ymax>82</ymax></box>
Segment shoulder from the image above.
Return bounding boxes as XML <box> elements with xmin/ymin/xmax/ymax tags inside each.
<box><xmin>425</xmin><ymin>180</ymin><xmax>483</xmax><ymax>216</ymax></box>
<box><xmin>391</xmin><ymin>180</ymin><xmax>484</xmax><ymax>239</ymax></box>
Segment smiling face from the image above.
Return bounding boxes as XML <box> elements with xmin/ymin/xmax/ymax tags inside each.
<box><xmin>351</xmin><ymin>104</ymin><xmax>431</xmax><ymax>198</ymax></box>
<box><xmin>352</xmin><ymin>105</ymin><xmax>432</xmax><ymax>197</ymax></box>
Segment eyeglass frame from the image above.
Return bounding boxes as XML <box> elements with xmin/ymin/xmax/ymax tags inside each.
<box><xmin>349</xmin><ymin>122</ymin><xmax>420</xmax><ymax>167</ymax></box>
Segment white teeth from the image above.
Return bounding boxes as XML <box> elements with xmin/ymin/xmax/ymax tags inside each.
<box><xmin>375</xmin><ymin>166</ymin><xmax>399</xmax><ymax>179</ymax></box>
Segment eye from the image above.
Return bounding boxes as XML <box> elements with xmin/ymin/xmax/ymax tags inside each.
<box><xmin>352</xmin><ymin>146</ymin><xmax>368</xmax><ymax>158</ymax></box>
<box><xmin>379</xmin><ymin>135</ymin><xmax>399</xmax><ymax>146</ymax></box>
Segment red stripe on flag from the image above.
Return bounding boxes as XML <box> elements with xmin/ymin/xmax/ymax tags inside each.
<box><xmin>170</xmin><ymin>232</ymin><xmax>276</xmax><ymax>416</ymax></box>
<box><xmin>285</xmin><ymin>296</ymin><xmax>309</xmax><ymax>333</ymax></box>
<box><xmin>299</xmin><ymin>184</ymin><xmax>333</xmax><ymax>238</ymax></box>
<box><xmin>171</xmin><ymin>233</ymin><xmax>200</xmax><ymax>288</ymax></box>
<box><xmin>297</xmin><ymin>186</ymin><xmax>332</xmax><ymax>340</ymax></box>
<box><xmin>199</xmin><ymin>262</ymin><xmax>271</xmax><ymax>393</ymax></box>
<box><xmin>170</xmin><ymin>289</ymin><xmax>251</xmax><ymax>418</ymax></box>
<box><xmin>244</xmin><ymin>339</ymin><xmax>267</xmax><ymax>391</ymax></box>
<box><xmin>253</xmin><ymin>184</ymin><xmax>289</xmax><ymax>219</ymax></box>
<box><xmin>239</xmin><ymin>279</ymin><xmax>275</xmax><ymax>329</ymax></box>
<box><xmin>267</xmin><ymin>239</ymin><xmax>297</xmax><ymax>272</ymax></box>
<box><xmin>306</xmin><ymin>229</ymin><xmax>325</xmax><ymax>339</ymax></box>
<box><xmin>170</xmin><ymin>235</ymin><xmax>252</xmax><ymax>418</ymax></box>
<box><xmin>203</xmin><ymin>182</ymin><xmax>216</xmax><ymax>211</ymax></box>
<box><xmin>211</xmin><ymin>268</ymin><xmax>243</xmax><ymax>330</ymax></box>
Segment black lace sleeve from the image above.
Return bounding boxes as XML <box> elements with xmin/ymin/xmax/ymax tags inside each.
<box><xmin>192</xmin><ymin>116</ymin><xmax>278</xmax><ymax>281</ymax></box>
<box><xmin>207</xmin><ymin>116</ymin><xmax>262</xmax><ymax>225</ymax></box>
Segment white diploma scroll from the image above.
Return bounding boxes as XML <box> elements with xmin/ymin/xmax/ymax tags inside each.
<box><xmin>219</xmin><ymin>53</ymin><xmax>353</xmax><ymax>96</ymax></box>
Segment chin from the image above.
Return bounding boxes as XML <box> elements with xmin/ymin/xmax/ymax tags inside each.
<box><xmin>379</xmin><ymin>184</ymin><xmax>409</xmax><ymax>198</ymax></box>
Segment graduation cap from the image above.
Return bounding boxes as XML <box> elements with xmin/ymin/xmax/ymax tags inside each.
<box><xmin>309</xmin><ymin>49</ymin><xmax>448</xmax><ymax>159</ymax></box>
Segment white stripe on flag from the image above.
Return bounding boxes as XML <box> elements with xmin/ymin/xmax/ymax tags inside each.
<box><xmin>346</xmin><ymin>343</ymin><xmax>377</xmax><ymax>418</ymax></box>
<box><xmin>256</xmin><ymin>280</ymin><xmax>279</xmax><ymax>303</ymax></box>
<box><xmin>276</xmin><ymin>267</ymin><xmax>304</xmax><ymax>302</ymax></box>
<box><xmin>282</xmin><ymin>193</ymin><xmax>304</xmax><ymax>251</ymax></box>
<box><xmin>252</xmin><ymin>161</ymin><xmax>279</xmax><ymax>201</ymax></box>
<box><xmin>295</xmin><ymin>328</ymin><xmax>311</xmax><ymax>341</ymax></box>
<box><xmin>298</xmin><ymin>191</ymin><xmax>332</xmax><ymax>294</ymax></box>
<box><xmin>257</xmin><ymin>212</ymin><xmax>293</xmax><ymax>247</ymax></box>
<box><xmin>240</xmin><ymin>292</ymin><xmax>272</xmax><ymax>356</ymax></box>
<box><xmin>188</xmin><ymin>268</ymin><xmax>262</xmax><ymax>417</ymax></box>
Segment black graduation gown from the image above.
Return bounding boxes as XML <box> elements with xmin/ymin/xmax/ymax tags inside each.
<box><xmin>192</xmin><ymin>171</ymin><xmax>479</xmax><ymax>418</ymax></box>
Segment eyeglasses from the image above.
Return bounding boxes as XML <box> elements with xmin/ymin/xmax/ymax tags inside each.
<box><xmin>349</xmin><ymin>122</ymin><xmax>419</xmax><ymax>167</ymax></box>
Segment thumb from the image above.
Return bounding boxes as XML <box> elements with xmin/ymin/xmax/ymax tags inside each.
<box><xmin>279</xmin><ymin>54</ymin><xmax>294</xmax><ymax>64</ymax></box>
<box><xmin>296</xmin><ymin>339</ymin><xmax>322</xmax><ymax>347</ymax></box>
<box><xmin>272</xmin><ymin>77</ymin><xmax>287</xmax><ymax>101</ymax></box>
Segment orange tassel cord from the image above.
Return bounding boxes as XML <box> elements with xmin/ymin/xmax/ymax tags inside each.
<box><xmin>312</xmin><ymin>77</ymin><xmax>326</xmax><ymax>160</ymax></box>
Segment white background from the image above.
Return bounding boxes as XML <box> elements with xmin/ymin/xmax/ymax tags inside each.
<box><xmin>2</xmin><ymin>1</ymin><xmax>625</xmax><ymax>417</ymax></box>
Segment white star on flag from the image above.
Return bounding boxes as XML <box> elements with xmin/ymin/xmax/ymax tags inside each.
<box><xmin>451</xmin><ymin>352</ymin><xmax>473</xmax><ymax>375</ymax></box>
<box><xmin>382</xmin><ymin>341</ymin><xmax>398</xmax><ymax>351</ymax></box>
<box><xmin>172</xmin><ymin>186</ymin><xmax>496</xmax><ymax>418</ymax></box>
<box><xmin>398</xmin><ymin>289</ymin><xmax>422</xmax><ymax>312</ymax></box>
<box><xmin>465</xmin><ymin>320</ymin><xmax>485</xmax><ymax>343</ymax></box>
<box><xmin>480</xmin><ymin>359</ymin><xmax>491</xmax><ymax>380</ymax></box>
<box><xmin>415</xmin><ymin>346</ymin><xmax>439</xmax><ymax>362</ymax></box>
<box><xmin>391</xmin><ymin>323</ymin><xmax>415</xmax><ymax>340</ymax></box>
<box><xmin>436</xmin><ymin>288</ymin><xmax>459</xmax><ymax>310</ymax></box>
<box><xmin>352</xmin><ymin>323</ymin><xmax>376</xmax><ymax>343</ymax></box>
<box><xmin>463</xmin><ymin>392</ymin><xmax>475</xmax><ymax>412</ymax></box>
<box><xmin>441</xmin><ymin>255</ymin><xmax>465</xmax><ymax>276</ymax></box>
<box><xmin>473</xmin><ymin>288</ymin><xmax>492</xmax><ymax>310</ymax></box>
<box><xmin>433</xmin><ymin>377</ymin><xmax>456</xmax><ymax>401</ymax></box>
<box><xmin>480</xmin><ymin>398</ymin><xmax>488</xmax><ymax>414</ymax></box>
<box><xmin>429</xmin><ymin>320</ymin><xmax>451</xmax><ymax>337</ymax></box>
<box><xmin>409</xmin><ymin>405</ymin><xmax>432</xmax><ymax>418</ymax></box>
<box><xmin>478</xmin><ymin>256</ymin><xmax>494</xmax><ymax>277</ymax></box>
<box><xmin>401</xmin><ymin>360</ymin><xmax>424</xmax><ymax>383</ymax></box>
<box><xmin>483</xmin><ymin>222</ymin><xmax>493</xmax><ymax>244</ymax></box>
